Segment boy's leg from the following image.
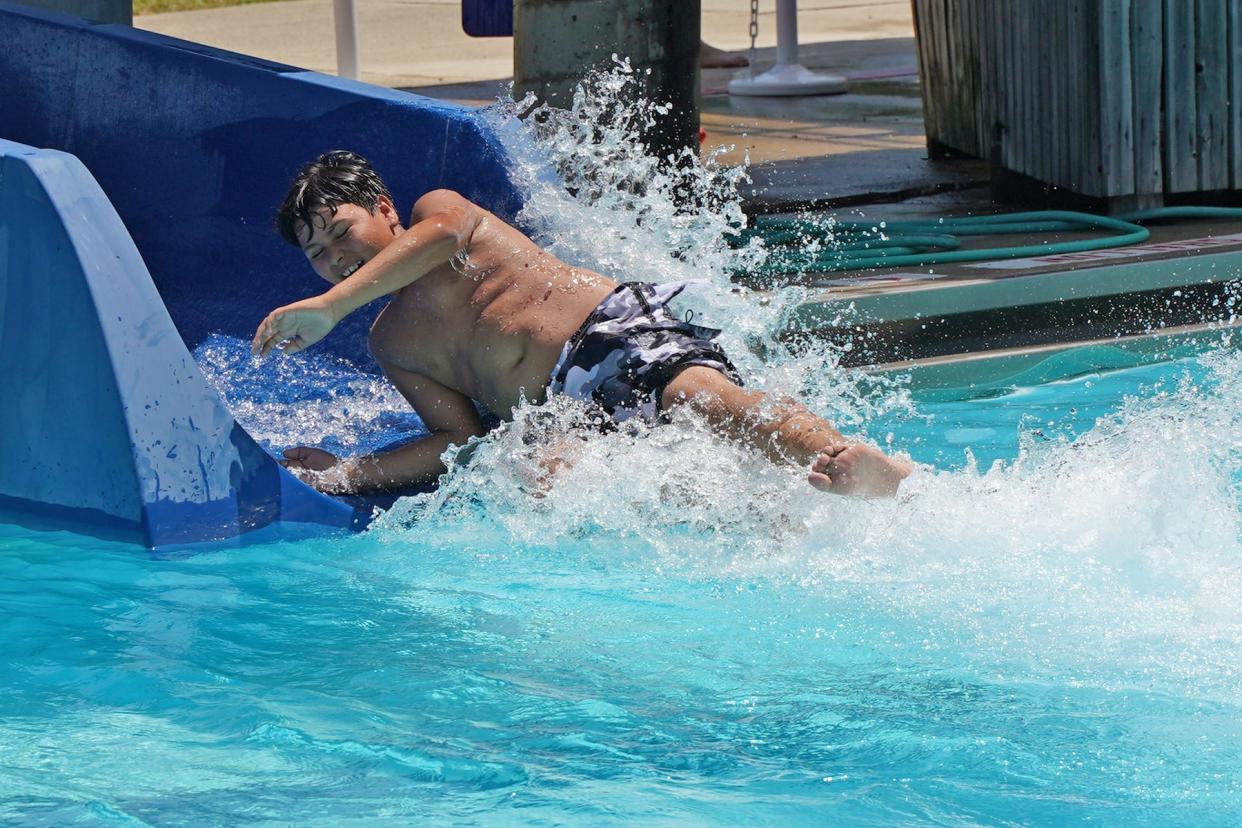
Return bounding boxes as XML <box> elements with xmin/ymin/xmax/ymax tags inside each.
<box><xmin>660</xmin><ymin>366</ymin><xmax>912</xmax><ymax>497</ymax></box>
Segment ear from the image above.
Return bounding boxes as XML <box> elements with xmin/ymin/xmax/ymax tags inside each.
<box><xmin>376</xmin><ymin>196</ymin><xmax>401</xmax><ymax>231</ymax></box>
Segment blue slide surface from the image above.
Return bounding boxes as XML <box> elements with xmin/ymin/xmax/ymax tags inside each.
<box><xmin>0</xmin><ymin>2</ymin><xmax>530</xmax><ymax>548</ymax></box>
<box><xmin>0</xmin><ymin>139</ymin><xmax>358</xmax><ymax>547</ymax></box>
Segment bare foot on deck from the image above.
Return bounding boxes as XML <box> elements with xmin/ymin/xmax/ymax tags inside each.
<box><xmin>808</xmin><ymin>443</ymin><xmax>913</xmax><ymax>498</ymax></box>
<box><xmin>700</xmin><ymin>41</ymin><xmax>749</xmax><ymax>69</ymax></box>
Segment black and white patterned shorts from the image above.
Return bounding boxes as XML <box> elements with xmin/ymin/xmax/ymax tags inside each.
<box><xmin>547</xmin><ymin>281</ymin><xmax>743</xmax><ymax>424</ymax></box>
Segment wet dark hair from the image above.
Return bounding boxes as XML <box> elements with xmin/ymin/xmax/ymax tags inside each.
<box><xmin>276</xmin><ymin>150</ymin><xmax>393</xmax><ymax>246</ymax></box>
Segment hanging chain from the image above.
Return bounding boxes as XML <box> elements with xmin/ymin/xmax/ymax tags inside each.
<box><xmin>748</xmin><ymin>0</ymin><xmax>760</xmax><ymax>74</ymax></box>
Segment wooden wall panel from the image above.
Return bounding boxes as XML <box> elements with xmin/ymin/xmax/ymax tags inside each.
<box><xmin>1163</xmin><ymin>0</ymin><xmax>1200</xmax><ymax>192</ymax></box>
<box><xmin>1230</xmin><ymin>0</ymin><xmax>1242</xmax><ymax>188</ymax></box>
<box><xmin>1195</xmin><ymin>0</ymin><xmax>1229</xmax><ymax>190</ymax></box>
<box><xmin>1131</xmin><ymin>0</ymin><xmax>1164</xmax><ymax>197</ymax></box>
<box><xmin>1099</xmin><ymin>0</ymin><xmax>1136</xmax><ymax>195</ymax></box>
<box><xmin>912</xmin><ymin>0</ymin><xmax>1242</xmax><ymax>201</ymax></box>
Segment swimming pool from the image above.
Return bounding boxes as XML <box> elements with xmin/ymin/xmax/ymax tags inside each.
<box><xmin>3</xmin><ymin>337</ymin><xmax>1239</xmax><ymax>825</ymax></box>
<box><xmin>5</xmin><ymin>62</ymin><xmax>1242</xmax><ymax>824</ymax></box>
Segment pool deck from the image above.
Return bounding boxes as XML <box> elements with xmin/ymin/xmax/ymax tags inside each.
<box><xmin>137</xmin><ymin>1</ymin><xmax>1241</xmax><ymax>377</ymax></box>
<box><xmin>132</xmin><ymin>0</ymin><xmax>968</xmax><ymax>207</ymax></box>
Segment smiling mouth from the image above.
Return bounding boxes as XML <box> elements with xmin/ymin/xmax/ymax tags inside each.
<box><xmin>339</xmin><ymin>260</ymin><xmax>364</xmax><ymax>280</ymax></box>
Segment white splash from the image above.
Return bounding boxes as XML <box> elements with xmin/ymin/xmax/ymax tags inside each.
<box><xmin>377</xmin><ymin>67</ymin><xmax>1242</xmax><ymax>700</ymax></box>
<box><xmin>203</xmin><ymin>65</ymin><xmax>1242</xmax><ymax>703</ymax></box>
<box><xmin>196</xmin><ymin>333</ymin><xmax>419</xmax><ymax>454</ymax></box>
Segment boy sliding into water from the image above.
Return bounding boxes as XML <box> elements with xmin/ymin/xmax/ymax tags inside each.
<box><xmin>253</xmin><ymin>151</ymin><xmax>913</xmax><ymax>496</ymax></box>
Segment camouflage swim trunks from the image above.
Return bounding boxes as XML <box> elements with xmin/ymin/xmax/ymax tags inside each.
<box><xmin>547</xmin><ymin>281</ymin><xmax>743</xmax><ymax>423</ymax></box>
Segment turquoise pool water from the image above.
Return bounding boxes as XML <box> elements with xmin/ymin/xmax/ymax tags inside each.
<box><xmin>3</xmin><ymin>339</ymin><xmax>1240</xmax><ymax>825</ymax></box>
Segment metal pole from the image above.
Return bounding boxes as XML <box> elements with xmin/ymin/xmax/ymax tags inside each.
<box><xmin>333</xmin><ymin>0</ymin><xmax>360</xmax><ymax>80</ymax></box>
<box><xmin>775</xmin><ymin>0</ymin><xmax>798</xmax><ymax>67</ymax></box>
<box><xmin>728</xmin><ymin>0</ymin><xmax>846</xmax><ymax>97</ymax></box>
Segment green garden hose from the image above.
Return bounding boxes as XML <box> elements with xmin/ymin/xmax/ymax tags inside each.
<box><xmin>737</xmin><ymin>206</ymin><xmax>1242</xmax><ymax>282</ymax></box>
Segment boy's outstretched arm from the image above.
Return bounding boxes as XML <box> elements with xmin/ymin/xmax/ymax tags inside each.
<box><xmin>252</xmin><ymin>191</ymin><xmax>479</xmax><ymax>357</ymax></box>
<box><xmin>285</xmin><ymin>363</ymin><xmax>486</xmax><ymax>494</ymax></box>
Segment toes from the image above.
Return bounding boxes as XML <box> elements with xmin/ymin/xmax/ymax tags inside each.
<box><xmin>813</xmin><ymin>444</ymin><xmax>849</xmax><ymax>471</ymax></box>
<box><xmin>811</xmin><ymin>444</ymin><xmax>869</xmax><ymax>494</ymax></box>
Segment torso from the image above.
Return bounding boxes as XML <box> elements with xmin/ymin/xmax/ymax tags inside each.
<box><xmin>368</xmin><ymin>196</ymin><xmax>616</xmax><ymax>416</ymax></box>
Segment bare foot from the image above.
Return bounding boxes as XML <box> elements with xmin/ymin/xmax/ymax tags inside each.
<box><xmin>700</xmin><ymin>41</ymin><xmax>749</xmax><ymax>69</ymax></box>
<box><xmin>807</xmin><ymin>443</ymin><xmax>913</xmax><ymax>498</ymax></box>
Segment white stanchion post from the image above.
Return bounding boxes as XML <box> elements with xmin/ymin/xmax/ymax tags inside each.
<box><xmin>333</xmin><ymin>0</ymin><xmax>360</xmax><ymax>80</ymax></box>
<box><xmin>728</xmin><ymin>0</ymin><xmax>846</xmax><ymax>97</ymax></box>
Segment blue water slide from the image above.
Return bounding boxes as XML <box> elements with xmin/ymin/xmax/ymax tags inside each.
<box><xmin>0</xmin><ymin>2</ymin><xmax>532</xmax><ymax>547</ymax></box>
<box><xmin>0</xmin><ymin>139</ymin><xmax>361</xmax><ymax>547</ymax></box>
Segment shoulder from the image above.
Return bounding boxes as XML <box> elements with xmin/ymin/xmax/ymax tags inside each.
<box><xmin>408</xmin><ymin>188</ymin><xmax>479</xmax><ymax>225</ymax></box>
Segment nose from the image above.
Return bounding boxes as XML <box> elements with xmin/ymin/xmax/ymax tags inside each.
<box><xmin>329</xmin><ymin>245</ymin><xmax>347</xmax><ymax>273</ymax></box>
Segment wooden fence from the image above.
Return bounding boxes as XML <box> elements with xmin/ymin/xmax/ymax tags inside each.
<box><xmin>913</xmin><ymin>0</ymin><xmax>1242</xmax><ymax>206</ymax></box>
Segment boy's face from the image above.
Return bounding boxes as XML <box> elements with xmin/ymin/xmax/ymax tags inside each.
<box><xmin>297</xmin><ymin>196</ymin><xmax>402</xmax><ymax>284</ymax></box>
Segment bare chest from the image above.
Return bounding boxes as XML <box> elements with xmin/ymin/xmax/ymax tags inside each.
<box><xmin>369</xmin><ymin>278</ymin><xmax>529</xmax><ymax>405</ymax></box>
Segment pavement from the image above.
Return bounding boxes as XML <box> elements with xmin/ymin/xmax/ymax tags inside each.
<box><xmin>135</xmin><ymin>0</ymin><xmax>988</xmax><ymax>209</ymax></box>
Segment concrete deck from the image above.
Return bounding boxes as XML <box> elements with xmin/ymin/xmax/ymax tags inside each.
<box><xmin>135</xmin><ymin>0</ymin><xmax>915</xmax><ymax>94</ymax></box>
<box><xmin>135</xmin><ymin>3</ymin><xmax>933</xmax><ymax>169</ymax></box>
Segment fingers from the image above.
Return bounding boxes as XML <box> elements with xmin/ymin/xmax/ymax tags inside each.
<box><xmin>280</xmin><ymin>449</ymin><xmax>319</xmax><ymax>480</ymax></box>
<box><xmin>281</xmin><ymin>446</ymin><xmax>340</xmax><ymax>473</ymax></box>
<box><xmin>252</xmin><ymin>319</ymin><xmax>278</xmax><ymax>357</ymax></box>
<box><xmin>251</xmin><ymin>309</ymin><xmax>295</xmax><ymax>357</ymax></box>
<box><xmin>287</xmin><ymin>466</ymin><xmax>316</xmax><ymax>485</ymax></box>
<box><xmin>251</xmin><ymin>311</ymin><xmax>277</xmax><ymax>356</ymax></box>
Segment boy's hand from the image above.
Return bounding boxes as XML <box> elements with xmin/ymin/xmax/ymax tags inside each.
<box><xmin>280</xmin><ymin>447</ymin><xmax>351</xmax><ymax>492</ymax></box>
<box><xmin>282</xmin><ymin>446</ymin><xmax>339</xmax><ymax>471</ymax></box>
<box><xmin>252</xmin><ymin>296</ymin><xmax>337</xmax><ymax>357</ymax></box>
